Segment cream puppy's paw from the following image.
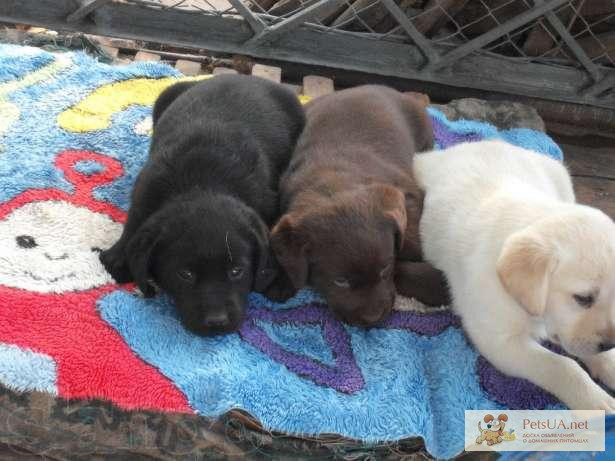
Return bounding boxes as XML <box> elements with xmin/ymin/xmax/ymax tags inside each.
<box><xmin>567</xmin><ymin>386</ymin><xmax>615</xmax><ymax>413</ymax></box>
<box><xmin>585</xmin><ymin>351</ymin><xmax>615</xmax><ymax>390</ymax></box>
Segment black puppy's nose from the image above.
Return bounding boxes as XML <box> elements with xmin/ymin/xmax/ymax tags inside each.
<box><xmin>598</xmin><ymin>341</ymin><xmax>615</xmax><ymax>353</ymax></box>
<box><xmin>203</xmin><ymin>312</ymin><xmax>230</xmax><ymax>328</ymax></box>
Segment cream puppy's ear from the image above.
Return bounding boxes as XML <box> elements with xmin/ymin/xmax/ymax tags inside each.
<box><xmin>497</xmin><ymin>226</ymin><xmax>558</xmax><ymax>316</ymax></box>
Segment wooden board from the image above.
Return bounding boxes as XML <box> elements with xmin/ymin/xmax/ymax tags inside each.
<box><xmin>573</xmin><ymin>177</ymin><xmax>615</xmax><ymax>219</ymax></box>
<box><xmin>4</xmin><ymin>0</ymin><xmax>615</xmax><ymax>110</ymax></box>
<box><xmin>557</xmin><ymin>137</ymin><xmax>615</xmax><ymax>219</ymax></box>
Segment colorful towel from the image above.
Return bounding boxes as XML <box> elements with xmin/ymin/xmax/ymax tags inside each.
<box><xmin>0</xmin><ymin>44</ymin><xmax>565</xmax><ymax>459</ymax></box>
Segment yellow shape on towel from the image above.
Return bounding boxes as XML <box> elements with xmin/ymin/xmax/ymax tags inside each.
<box><xmin>58</xmin><ymin>74</ymin><xmax>212</xmax><ymax>133</ymax></box>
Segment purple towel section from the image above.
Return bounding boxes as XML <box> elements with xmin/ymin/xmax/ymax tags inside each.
<box><xmin>240</xmin><ymin>304</ymin><xmax>365</xmax><ymax>394</ymax></box>
<box><xmin>432</xmin><ymin>116</ymin><xmax>483</xmax><ymax>148</ymax></box>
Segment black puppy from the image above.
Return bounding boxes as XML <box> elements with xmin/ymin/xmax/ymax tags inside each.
<box><xmin>100</xmin><ymin>75</ymin><xmax>305</xmax><ymax>335</ymax></box>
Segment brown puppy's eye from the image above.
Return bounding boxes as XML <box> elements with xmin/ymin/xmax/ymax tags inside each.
<box><xmin>228</xmin><ymin>266</ymin><xmax>244</xmax><ymax>281</ymax></box>
<box><xmin>334</xmin><ymin>277</ymin><xmax>350</xmax><ymax>289</ymax></box>
<box><xmin>380</xmin><ymin>262</ymin><xmax>393</xmax><ymax>279</ymax></box>
<box><xmin>177</xmin><ymin>269</ymin><xmax>195</xmax><ymax>282</ymax></box>
<box><xmin>573</xmin><ymin>293</ymin><xmax>595</xmax><ymax>308</ymax></box>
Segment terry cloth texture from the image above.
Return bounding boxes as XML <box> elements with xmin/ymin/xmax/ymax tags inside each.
<box><xmin>0</xmin><ymin>44</ymin><xmax>565</xmax><ymax>459</ymax></box>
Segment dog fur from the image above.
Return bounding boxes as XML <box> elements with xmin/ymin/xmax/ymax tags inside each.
<box><xmin>414</xmin><ymin>140</ymin><xmax>615</xmax><ymax>411</ymax></box>
<box><xmin>100</xmin><ymin>75</ymin><xmax>305</xmax><ymax>335</ymax></box>
<box><xmin>270</xmin><ymin>85</ymin><xmax>449</xmax><ymax>327</ymax></box>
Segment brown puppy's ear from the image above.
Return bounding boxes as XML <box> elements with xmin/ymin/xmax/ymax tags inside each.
<box><xmin>371</xmin><ymin>184</ymin><xmax>407</xmax><ymax>251</ymax></box>
<box><xmin>125</xmin><ymin>217</ymin><xmax>161</xmax><ymax>298</ymax></box>
<box><xmin>498</xmin><ymin>414</ymin><xmax>508</xmax><ymax>422</ymax></box>
<box><xmin>497</xmin><ymin>226</ymin><xmax>557</xmax><ymax>316</ymax></box>
<box><xmin>404</xmin><ymin>91</ymin><xmax>430</xmax><ymax>107</ymax></box>
<box><xmin>402</xmin><ymin>91</ymin><xmax>434</xmax><ymax>151</ymax></box>
<box><xmin>270</xmin><ymin>214</ymin><xmax>309</xmax><ymax>291</ymax></box>
<box><xmin>484</xmin><ymin>414</ymin><xmax>494</xmax><ymax>423</ymax></box>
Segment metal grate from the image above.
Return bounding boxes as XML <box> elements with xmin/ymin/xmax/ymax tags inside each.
<box><xmin>3</xmin><ymin>0</ymin><xmax>615</xmax><ymax>108</ymax></box>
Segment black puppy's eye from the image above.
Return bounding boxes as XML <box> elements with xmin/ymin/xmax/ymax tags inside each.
<box><xmin>16</xmin><ymin>235</ymin><xmax>37</xmax><ymax>249</ymax></box>
<box><xmin>573</xmin><ymin>293</ymin><xmax>595</xmax><ymax>308</ymax></box>
<box><xmin>177</xmin><ymin>269</ymin><xmax>195</xmax><ymax>282</ymax></box>
<box><xmin>91</xmin><ymin>247</ymin><xmax>103</xmax><ymax>253</ymax></box>
<box><xmin>228</xmin><ymin>266</ymin><xmax>244</xmax><ymax>281</ymax></box>
<box><xmin>334</xmin><ymin>277</ymin><xmax>350</xmax><ymax>289</ymax></box>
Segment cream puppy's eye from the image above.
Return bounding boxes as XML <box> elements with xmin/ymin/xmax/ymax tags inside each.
<box><xmin>334</xmin><ymin>277</ymin><xmax>350</xmax><ymax>288</ymax></box>
<box><xmin>573</xmin><ymin>293</ymin><xmax>595</xmax><ymax>308</ymax></box>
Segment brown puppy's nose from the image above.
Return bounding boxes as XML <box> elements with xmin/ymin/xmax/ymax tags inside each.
<box><xmin>358</xmin><ymin>309</ymin><xmax>386</xmax><ymax>326</ymax></box>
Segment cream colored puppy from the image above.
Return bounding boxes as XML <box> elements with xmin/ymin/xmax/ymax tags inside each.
<box><xmin>414</xmin><ymin>140</ymin><xmax>615</xmax><ymax>412</ymax></box>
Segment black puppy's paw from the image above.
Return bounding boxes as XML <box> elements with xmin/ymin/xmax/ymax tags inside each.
<box><xmin>99</xmin><ymin>247</ymin><xmax>132</xmax><ymax>283</ymax></box>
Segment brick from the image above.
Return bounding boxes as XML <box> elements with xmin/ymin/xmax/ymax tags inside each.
<box><xmin>175</xmin><ymin>59</ymin><xmax>202</xmax><ymax>76</ymax></box>
<box><xmin>303</xmin><ymin>75</ymin><xmax>334</xmax><ymax>99</ymax></box>
<box><xmin>251</xmin><ymin>63</ymin><xmax>281</xmax><ymax>83</ymax></box>
<box><xmin>134</xmin><ymin>51</ymin><xmax>161</xmax><ymax>62</ymax></box>
<box><xmin>213</xmin><ymin>67</ymin><xmax>238</xmax><ymax>75</ymax></box>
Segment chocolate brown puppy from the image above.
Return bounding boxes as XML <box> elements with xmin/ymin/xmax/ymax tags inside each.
<box><xmin>270</xmin><ymin>85</ymin><xmax>449</xmax><ymax>326</ymax></box>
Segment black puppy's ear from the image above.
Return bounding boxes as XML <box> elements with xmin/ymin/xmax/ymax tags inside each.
<box><xmin>270</xmin><ymin>214</ymin><xmax>309</xmax><ymax>291</ymax></box>
<box><xmin>246</xmin><ymin>210</ymin><xmax>278</xmax><ymax>293</ymax></box>
<box><xmin>152</xmin><ymin>81</ymin><xmax>198</xmax><ymax>125</ymax></box>
<box><xmin>125</xmin><ymin>216</ymin><xmax>161</xmax><ymax>298</ymax></box>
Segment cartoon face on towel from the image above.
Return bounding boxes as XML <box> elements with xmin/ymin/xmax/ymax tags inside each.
<box><xmin>0</xmin><ymin>201</ymin><xmax>122</xmax><ymax>292</ymax></box>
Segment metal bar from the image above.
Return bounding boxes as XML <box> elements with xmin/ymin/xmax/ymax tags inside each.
<box><xmin>379</xmin><ymin>0</ymin><xmax>439</xmax><ymax>64</ymax></box>
<box><xmin>424</xmin><ymin>0</ymin><xmax>569</xmax><ymax>72</ymax></box>
<box><xmin>534</xmin><ymin>0</ymin><xmax>601</xmax><ymax>82</ymax></box>
<box><xmin>226</xmin><ymin>0</ymin><xmax>266</xmax><ymax>34</ymax></box>
<box><xmin>67</xmin><ymin>0</ymin><xmax>113</xmax><ymax>23</ymax></box>
<box><xmin>581</xmin><ymin>74</ymin><xmax>615</xmax><ymax>97</ymax></box>
<box><xmin>245</xmin><ymin>0</ymin><xmax>344</xmax><ymax>47</ymax></box>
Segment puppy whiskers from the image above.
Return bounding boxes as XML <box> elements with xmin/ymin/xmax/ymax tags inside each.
<box><xmin>225</xmin><ymin>230</ymin><xmax>233</xmax><ymax>263</ymax></box>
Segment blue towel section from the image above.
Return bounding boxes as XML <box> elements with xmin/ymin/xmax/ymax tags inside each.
<box><xmin>427</xmin><ymin>108</ymin><xmax>563</xmax><ymax>161</ymax></box>
<box><xmin>0</xmin><ymin>44</ymin><xmax>582</xmax><ymax>459</ymax></box>
<box><xmin>0</xmin><ymin>344</ymin><xmax>57</xmax><ymax>395</ymax></box>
